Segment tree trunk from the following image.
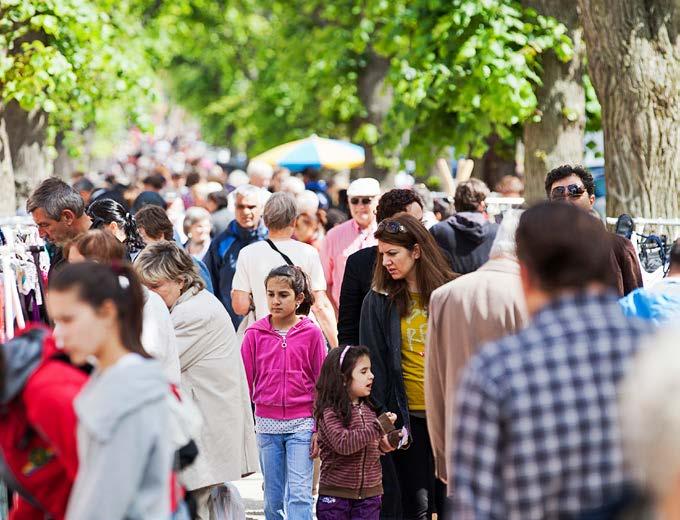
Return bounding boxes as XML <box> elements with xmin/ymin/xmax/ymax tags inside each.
<box><xmin>523</xmin><ymin>0</ymin><xmax>586</xmax><ymax>203</ymax></box>
<box><xmin>471</xmin><ymin>134</ymin><xmax>517</xmax><ymax>190</ymax></box>
<box><xmin>577</xmin><ymin>0</ymin><xmax>680</xmax><ymax>219</ymax></box>
<box><xmin>53</xmin><ymin>131</ymin><xmax>76</xmax><ymax>181</ymax></box>
<box><xmin>4</xmin><ymin>101</ymin><xmax>52</xmax><ymax>209</ymax></box>
<box><xmin>356</xmin><ymin>51</ymin><xmax>392</xmax><ymax>180</ymax></box>
<box><xmin>0</xmin><ymin>108</ymin><xmax>17</xmax><ymax>217</ymax></box>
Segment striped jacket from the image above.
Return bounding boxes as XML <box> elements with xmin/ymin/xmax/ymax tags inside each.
<box><xmin>317</xmin><ymin>403</ymin><xmax>394</xmax><ymax>500</ymax></box>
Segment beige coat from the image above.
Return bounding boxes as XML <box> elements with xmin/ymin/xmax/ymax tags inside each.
<box><xmin>425</xmin><ymin>257</ymin><xmax>528</xmax><ymax>485</ymax></box>
<box><xmin>171</xmin><ymin>288</ymin><xmax>259</xmax><ymax>490</ymax></box>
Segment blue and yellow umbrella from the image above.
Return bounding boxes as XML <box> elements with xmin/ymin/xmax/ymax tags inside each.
<box><xmin>252</xmin><ymin>135</ymin><xmax>365</xmax><ymax>171</ymax></box>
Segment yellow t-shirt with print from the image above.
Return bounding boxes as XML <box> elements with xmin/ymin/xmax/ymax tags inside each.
<box><xmin>400</xmin><ymin>292</ymin><xmax>428</xmax><ymax>411</ymax></box>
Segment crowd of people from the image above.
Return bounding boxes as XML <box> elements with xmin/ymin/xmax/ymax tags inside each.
<box><xmin>0</xmin><ymin>153</ymin><xmax>679</xmax><ymax>520</ymax></box>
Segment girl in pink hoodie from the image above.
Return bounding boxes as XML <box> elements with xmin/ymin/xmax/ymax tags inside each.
<box><xmin>241</xmin><ymin>265</ymin><xmax>327</xmax><ymax>520</ymax></box>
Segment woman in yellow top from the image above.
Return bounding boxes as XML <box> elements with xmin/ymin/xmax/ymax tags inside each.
<box><xmin>360</xmin><ymin>213</ymin><xmax>456</xmax><ymax>519</ymax></box>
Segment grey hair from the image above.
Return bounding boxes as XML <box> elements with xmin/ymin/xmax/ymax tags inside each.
<box><xmin>280</xmin><ymin>176</ymin><xmax>305</xmax><ymax>196</ymax></box>
<box><xmin>264</xmin><ymin>192</ymin><xmax>298</xmax><ymax>230</ymax></box>
<box><xmin>619</xmin><ymin>327</ymin><xmax>680</xmax><ymax>499</ymax></box>
<box><xmin>134</xmin><ymin>240</ymin><xmax>205</xmax><ymax>293</ymax></box>
<box><xmin>297</xmin><ymin>190</ymin><xmax>319</xmax><ymax>215</ymax></box>
<box><xmin>246</xmin><ymin>160</ymin><xmax>274</xmax><ymax>180</ymax></box>
<box><xmin>489</xmin><ymin>209</ymin><xmax>523</xmax><ymax>260</ymax></box>
<box><xmin>183</xmin><ymin>206</ymin><xmax>211</xmax><ymax>235</ymax></box>
<box><xmin>233</xmin><ymin>184</ymin><xmax>270</xmax><ymax>206</ymax></box>
<box><xmin>26</xmin><ymin>177</ymin><xmax>85</xmax><ymax>219</ymax></box>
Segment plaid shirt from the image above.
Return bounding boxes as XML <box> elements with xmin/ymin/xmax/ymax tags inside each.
<box><xmin>449</xmin><ymin>292</ymin><xmax>648</xmax><ymax>520</ymax></box>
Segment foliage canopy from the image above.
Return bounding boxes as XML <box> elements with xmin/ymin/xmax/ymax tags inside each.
<box><xmin>154</xmin><ymin>0</ymin><xmax>573</xmax><ymax>169</ymax></box>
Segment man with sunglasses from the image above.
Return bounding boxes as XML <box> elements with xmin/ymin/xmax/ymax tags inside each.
<box><xmin>320</xmin><ymin>177</ymin><xmax>380</xmax><ymax>310</ymax></box>
<box><xmin>545</xmin><ymin>165</ymin><xmax>643</xmax><ymax>296</ymax></box>
<box><xmin>203</xmin><ymin>184</ymin><xmax>269</xmax><ymax>328</ymax></box>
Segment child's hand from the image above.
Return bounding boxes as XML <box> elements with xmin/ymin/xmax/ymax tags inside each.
<box><xmin>309</xmin><ymin>433</ymin><xmax>319</xmax><ymax>459</ymax></box>
<box><xmin>385</xmin><ymin>412</ymin><xmax>397</xmax><ymax>424</ymax></box>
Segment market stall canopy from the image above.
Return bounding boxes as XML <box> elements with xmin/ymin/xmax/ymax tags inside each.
<box><xmin>252</xmin><ymin>135</ymin><xmax>365</xmax><ymax>171</ymax></box>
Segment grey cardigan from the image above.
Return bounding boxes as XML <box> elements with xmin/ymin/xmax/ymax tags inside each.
<box><xmin>67</xmin><ymin>356</ymin><xmax>173</xmax><ymax>520</ymax></box>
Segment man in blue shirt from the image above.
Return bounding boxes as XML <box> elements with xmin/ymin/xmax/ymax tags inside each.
<box><xmin>620</xmin><ymin>238</ymin><xmax>680</xmax><ymax>324</ymax></box>
<box><xmin>203</xmin><ymin>185</ymin><xmax>268</xmax><ymax>328</ymax></box>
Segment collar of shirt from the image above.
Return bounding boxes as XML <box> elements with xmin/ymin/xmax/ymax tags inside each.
<box><xmin>532</xmin><ymin>290</ymin><xmax>620</xmax><ymax>331</ymax></box>
<box><xmin>351</xmin><ymin>218</ymin><xmax>377</xmax><ymax>238</ymax></box>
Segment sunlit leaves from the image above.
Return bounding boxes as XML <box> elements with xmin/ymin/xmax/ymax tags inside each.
<box><xmin>0</xmin><ymin>0</ymin><xmax>156</xmax><ymax>145</ymax></box>
<box><xmin>153</xmin><ymin>0</ymin><xmax>573</xmax><ymax>170</ymax></box>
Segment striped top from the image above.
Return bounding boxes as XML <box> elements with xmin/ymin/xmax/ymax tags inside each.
<box><xmin>317</xmin><ymin>403</ymin><xmax>388</xmax><ymax>500</ymax></box>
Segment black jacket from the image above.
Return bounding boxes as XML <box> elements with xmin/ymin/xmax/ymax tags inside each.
<box><xmin>359</xmin><ymin>290</ymin><xmax>412</xmax><ymax>438</ymax></box>
<box><xmin>430</xmin><ymin>212</ymin><xmax>498</xmax><ymax>274</ymax></box>
<box><xmin>338</xmin><ymin>246</ymin><xmax>377</xmax><ymax>346</ymax></box>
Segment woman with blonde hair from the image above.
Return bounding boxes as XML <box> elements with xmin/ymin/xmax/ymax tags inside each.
<box><xmin>360</xmin><ymin>213</ymin><xmax>456</xmax><ymax>519</ymax></box>
<box><xmin>135</xmin><ymin>241</ymin><xmax>258</xmax><ymax>519</ymax></box>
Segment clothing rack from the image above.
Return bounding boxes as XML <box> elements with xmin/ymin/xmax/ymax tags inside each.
<box><xmin>0</xmin><ymin>220</ymin><xmax>49</xmax><ymax>341</ymax></box>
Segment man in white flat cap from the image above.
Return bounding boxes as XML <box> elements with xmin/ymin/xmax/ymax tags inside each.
<box><xmin>320</xmin><ymin>177</ymin><xmax>380</xmax><ymax>310</ymax></box>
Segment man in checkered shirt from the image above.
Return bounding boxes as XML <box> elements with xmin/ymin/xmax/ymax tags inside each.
<box><xmin>448</xmin><ymin>202</ymin><xmax>648</xmax><ymax>519</ymax></box>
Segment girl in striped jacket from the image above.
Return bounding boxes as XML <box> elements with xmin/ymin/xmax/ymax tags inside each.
<box><xmin>314</xmin><ymin>345</ymin><xmax>401</xmax><ymax>520</ymax></box>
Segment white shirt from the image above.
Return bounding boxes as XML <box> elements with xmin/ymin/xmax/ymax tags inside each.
<box><xmin>232</xmin><ymin>239</ymin><xmax>327</xmax><ymax>320</ymax></box>
<box><xmin>142</xmin><ymin>288</ymin><xmax>182</xmax><ymax>384</ymax></box>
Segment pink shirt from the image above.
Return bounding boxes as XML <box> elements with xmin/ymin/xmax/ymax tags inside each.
<box><xmin>320</xmin><ymin>219</ymin><xmax>378</xmax><ymax>307</ymax></box>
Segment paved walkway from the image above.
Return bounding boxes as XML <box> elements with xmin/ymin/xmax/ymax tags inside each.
<box><xmin>234</xmin><ymin>473</ymin><xmax>266</xmax><ymax>519</ymax></box>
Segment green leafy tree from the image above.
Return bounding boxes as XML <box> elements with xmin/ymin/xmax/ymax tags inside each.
<box><xmin>0</xmin><ymin>0</ymin><xmax>156</xmax><ymax>214</ymax></box>
<box><xmin>156</xmin><ymin>0</ymin><xmax>572</xmax><ymax>178</ymax></box>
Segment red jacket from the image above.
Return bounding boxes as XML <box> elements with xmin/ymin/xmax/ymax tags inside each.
<box><xmin>0</xmin><ymin>328</ymin><xmax>87</xmax><ymax>520</ymax></box>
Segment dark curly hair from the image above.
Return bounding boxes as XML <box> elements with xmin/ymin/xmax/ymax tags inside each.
<box><xmin>376</xmin><ymin>189</ymin><xmax>423</xmax><ymax>223</ymax></box>
<box><xmin>314</xmin><ymin>345</ymin><xmax>375</xmax><ymax>428</ymax></box>
<box><xmin>264</xmin><ymin>265</ymin><xmax>315</xmax><ymax>315</ymax></box>
<box><xmin>544</xmin><ymin>164</ymin><xmax>595</xmax><ymax>197</ymax></box>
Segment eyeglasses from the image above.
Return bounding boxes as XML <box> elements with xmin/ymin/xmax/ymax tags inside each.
<box><xmin>377</xmin><ymin>221</ymin><xmax>407</xmax><ymax>234</ymax></box>
<box><xmin>350</xmin><ymin>197</ymin><xmax>374</xmax><ymax>206</ymax></box>
<box><xmin>550</xmin><ymin>184</ymin><xmax>587</xmax><ymax>200</ymax></box>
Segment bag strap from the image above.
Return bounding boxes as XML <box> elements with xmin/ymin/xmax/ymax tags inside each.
<box><xmin>265</xmin><ymin>239</ymin><xmax>294</xmax><ymax>267</ymax></box>
<box><xmin>0</xmin><ymin>453</ymin><xmax>53</xmax><ymax>517</ymax></box>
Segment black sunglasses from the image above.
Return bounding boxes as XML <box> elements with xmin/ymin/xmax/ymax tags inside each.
<box><xmin>377</xmin><ymin>221</ymin><xmax>407</xmax><ymax>234</ymax></box>
<box><xmin>550</xmin><ymin>183</ymin><xmax>587</xmax><ymax>200</ymax></box>
<box><xmin>349</xmin><ymin>197</ymin><xmax>374</xmax><ymax>205</ymax></box>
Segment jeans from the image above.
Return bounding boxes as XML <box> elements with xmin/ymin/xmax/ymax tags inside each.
<box><xmin>257</xmin><ymin>430</ymin><xmax>314</xmax><ymax>520</ymax></box>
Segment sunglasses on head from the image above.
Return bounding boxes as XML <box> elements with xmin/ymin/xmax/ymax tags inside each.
<box><xmin>550</xmin><ymin>183</ymin><xmax>587</xmax><ymax>200</ymax></box>
<box><xmin>350</xmin><ymin>197</ymin><xmax>374</xmax><ymax>205</ymax></box>
<box><xmin>377</xmin><ymin>221</ymin><xmax>407</xmax><ymax>234</ymax></box>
